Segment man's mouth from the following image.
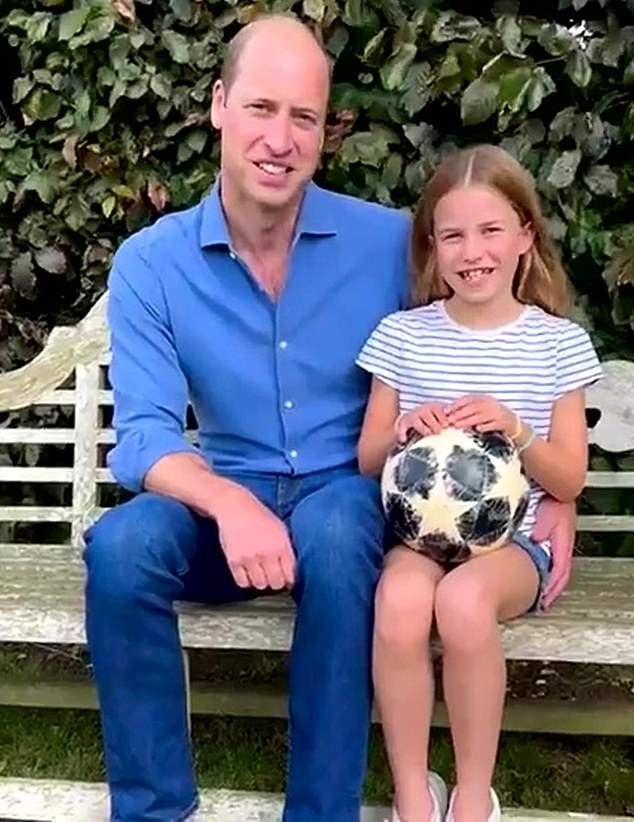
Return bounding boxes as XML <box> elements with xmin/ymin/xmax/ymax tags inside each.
<box><xmin>457</xmin><ymin>267</ymin><xmax>494</xmax><ymax>282</ymax></box>
<box><xmin>254</xmin><ymin>161</ymin><xmax>292</xmax><ymax>176</ymax></box>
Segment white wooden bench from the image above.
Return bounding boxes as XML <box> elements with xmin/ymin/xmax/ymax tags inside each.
<box><xmin>0</xmin><ymin>293</ymin><xmax>633</xmax><ymax>821</ymax></box>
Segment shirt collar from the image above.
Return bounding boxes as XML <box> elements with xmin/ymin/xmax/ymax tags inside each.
<box><xmin>199</xmin><ymin>179</ymin><xmax>337</xmax><ymax>249</ymax></box>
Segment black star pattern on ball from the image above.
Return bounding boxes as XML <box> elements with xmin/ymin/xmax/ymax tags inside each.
<box><xmin>459</xmin><ymin>497</ymin><xmax>512</xmax><ymax>546</ymax></box>
<box><xmin>393</xmin><ymin>446</ymin><xmax>438</xmax><ymax>499</ymax></box>
<box><xmin>443</xmin><ymin>446</ymin><xmax>498</xmax><ymax>501</ymax></box>
<box><xmin>470</xmin><ymin>430</ymin><xmax>515</xmax><ymax>461</ymax></box>
<box><xmin>384</xmin><ymin>493</ymin><xmax>421</xmax><ymax>546</ymax></box>
<box><xmin>417</xmin><ymin>531</ymin><xmax>471</xmax><ymax>564</ymax></box>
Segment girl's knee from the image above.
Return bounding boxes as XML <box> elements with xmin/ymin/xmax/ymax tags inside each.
<box><xmin>374</xmin><ymin>568</ymin><xmax>435</xmax><ymax>649</ymax></box>
<box><xmin>434</xmin><ymin>573</ymin><xmax>497</xmax><ymax>649</ymax></box>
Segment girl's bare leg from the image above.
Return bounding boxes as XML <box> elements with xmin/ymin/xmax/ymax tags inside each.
<box><xmin>373</xmin><ymin>546</ymin><xmax>445</xmax><ymax>821</ymax></box>
<box><xmin>435</xmin><ymin>545</ymin><xmax>539</xmax><ymax>822</ymax></box>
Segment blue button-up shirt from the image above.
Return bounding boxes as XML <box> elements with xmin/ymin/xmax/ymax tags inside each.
<box><xmin>107</xmin><ymin>182</ymin><xmax>410</xmax><ymax>492</ymax></box>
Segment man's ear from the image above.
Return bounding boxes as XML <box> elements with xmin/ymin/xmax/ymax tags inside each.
<box><xmin>210</xmin><ymin>80</ymin><xmax>226</xmax><ymax>130</ymax></box>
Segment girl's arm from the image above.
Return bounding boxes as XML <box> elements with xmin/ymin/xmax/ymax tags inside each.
<box><xmin>358</xmin><ymin>377</ymin><xmax>400</xmax><ymax>476</ymax></box>
<box><xmin>518</xmin><ymin>388</ymin><xmax>588</xmax><ymax>502</ymax></box>
<box><xmin>447</xmin><ymin>388</ymin><xmax>588</xmax><ymax>502</ymax></box>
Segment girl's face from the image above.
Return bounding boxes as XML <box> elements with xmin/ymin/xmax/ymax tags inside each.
<box><xmin>432</xmin><ymin>184</ymin><xmax>533</xmax><ymax>306</ymax></box>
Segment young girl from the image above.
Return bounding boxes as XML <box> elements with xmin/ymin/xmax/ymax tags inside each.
<box><xmin>356</xmin><ymin>145</ymin><xmax>601</xmax><ymax>822</ymax></box>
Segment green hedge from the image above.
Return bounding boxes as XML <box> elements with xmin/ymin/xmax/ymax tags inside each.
<box><xmin>1</xmin><ymin>0</ymin><xmax>633</xmax><ymax>373</ymax></box>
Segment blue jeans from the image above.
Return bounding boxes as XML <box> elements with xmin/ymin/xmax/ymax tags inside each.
<box><xmin>83</xmin><ymin>465</ymin><xmax>386</xmax><ymax>822</ymax></box>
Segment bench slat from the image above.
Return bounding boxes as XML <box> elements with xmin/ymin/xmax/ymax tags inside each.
<box><xmin>0</xmin><ymin>779</ymin><xmax>628</xmax><ymax>822</ymax></box>
<box><xmin>577</xmin><ymin>515</ymin><xmax>634</xmax><ymax>531</ymax></box>
<box><xmin>0</xmin><ymin>547</ymin><xmax>632</xmax><ymax>664</ymax></box>
<box><xmin>0</xmin><ymin>507</ymin><xmax>73</xmax><ymax>522</ymax></box>
<box><xmin>0</xmin><ymin>429</ymin><xmax>76</xmax><ymax>444</ymax></box>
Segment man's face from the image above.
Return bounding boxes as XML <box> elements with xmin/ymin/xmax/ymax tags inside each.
<box><xmin>211</xmin><ymin>26</ymin><xmax>329</xmax><ymax>213</ymax></box>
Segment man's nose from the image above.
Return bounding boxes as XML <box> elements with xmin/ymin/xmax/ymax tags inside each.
<box><xmin>263</xmin><ymin>114</ymin><xmax>293</xmax><ymax>155</ymax></box>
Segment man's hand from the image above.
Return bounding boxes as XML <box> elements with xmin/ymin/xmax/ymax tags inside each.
<box><xmin>532</xmin><ymin>497</ymin><xmax>576</xmax><ymax>608</ymax></box>
<box><xmin>215</xmin><ymin>489</ymin><xmax>296</xmax><ymax>591</ymax></box>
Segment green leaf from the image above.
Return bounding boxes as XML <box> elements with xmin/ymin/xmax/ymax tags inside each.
<box><xmin>461</xmin><ymin>77</ymin><xmax>499</xmax><ymax>126</ymax></box>
<box><xmin>537</xmin><ymin>23</ymin><xmax>576</xmax><ymax>57</ymax></box>
<box><xmin>185</xmin><ymin>129</ymin><xmax>208</xmax><ymax>153</ymax></box>
<box><xmin>150</xmin><ymin>74</ymin><xmax>173</xmax><ymax>100</ymax></box>
<box><xmin>566</xmin><ymin>51</ymin><xmax>592</xmax><ymax>88</ymax></box>
<box><xmin>401</xmin><ymin>63</ymin><xmax>433</xmax><ymax>117</ymax></box>
<box><xmin>162</xmin><ymin>30</ymin><xmax>191</xmax><ymax>64</ymax></box>
<box><xmin>10</xmin><ymin>252</ymin><xmax>36</xmax><ymax>298</ymax></box>
<box><xmin>4</xmin><ymin>146</ymin><xmax>33</xmax><ymax>176</ymax></box>
<box><xmin>498</xmin><ymin>66</ymin><xmax>532</xmax><ymax>111</ymax></box>
<box><xmin>303</xmin><ymin>0</ymin><xmax>325</xmax><ymax>22</ymax></box>
<box><xmin>170</xmin><ymin>0</ymin><xmax>195</xmax><ymax>22</ymax></box>
<box><xmin>525</xmin><ymin>67</ymin><xmax>555</xmax><ymax>112</ymax></box>
<box><xmin>380</xmin><ymin>43</ymin><xmax>417</xmax><ymax>91</ymax></box>
<box><xmin>58</xmin><ymin>8</ymin><xmax>90</xmax><ymax>41</ymax></box>
<box><xmin>584</xmin><ymin>165</ymin><xmax>618</xmax><ymax>197</ymax></box>
<box><xmin>19</xmin><ymin>171</ymin><xmax>58</xmax><ymax>204</ymax></box>
<box><xmin>403</xmin><ymin>122</ymin><xmax>435</xmax><ymax>151</ymax></box>
<box><xmin>495</xmin><ymin>15</ymin><xmax>523</xmax><ymax>56</ymax></box>
<box><xmin>362</xmin><ymin>29</ymin><xmax>387</xmax><ymax>65</ymax></box>
<box><xmin>326</xmin><ymin>26</ymin><xmax>349</xmax><ymax>60</ymax></box>
<box><xmin>339</xmin><ymin>126</ymin><xmax>398</xmax><ymax>168</ymax></box>
<box><xmin>549</xmin><ymin>106</ymin><xmax>577</xmax><ymax>143</ymax></box>
<box><xmin>35</xmin><ymin>247</ymin><xmax>66</xmax><ymax>274</ymax></box>
<box><xmin>547</xmin><ymin>149</ymin><xmax>582</xmax><ymax>189</ymax></box>
<box><xmin>23</xmin><ymin>88</ymin><xmax>61</xmax><ymax>122</ymax></box>
<box><xmin>101</xmin><ymin>194</ymin><xmax>117</xmax><ymax>218</ymax></box>
<box><xmin>431</xmin><ymin>11</ymin><xmax>482</xmax><ymax>44</ymax></box>
<box><xmin>624</xmin><ymin>58</ymin><xmax>634</xmax><ymax>86</ymax></box>
<box><xmin>13</xmin><ymin>77</ymin><xmax>34</xmax><ymax>104</ymax></box>
<box><xmin>26</xmin><ymin>12</ymin><xmax>52</xmax><ymax>44</ymax></box>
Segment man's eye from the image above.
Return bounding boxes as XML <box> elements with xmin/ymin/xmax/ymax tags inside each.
<box><xmin>484</xmin><ymin>226</ymin><xmax>501</xmax><ymax>234</ymax></box>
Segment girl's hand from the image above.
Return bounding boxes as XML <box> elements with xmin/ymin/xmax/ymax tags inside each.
<box><xmin>395</xmin><ymin>403</ymin><xmax>450</xmax><ymax>443</ymax></box>
<box><xmin>447</xmin><ymin>394</ymin><xmax>516</xmax><ymax>436</ymax></box>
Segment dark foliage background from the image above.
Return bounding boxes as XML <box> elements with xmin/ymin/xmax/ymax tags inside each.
<box><xmin>0</xmin><ymin>0</ymin><xmax>633</xmax><ymax>549</ymax></box>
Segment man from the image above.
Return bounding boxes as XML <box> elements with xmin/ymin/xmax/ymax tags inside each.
<box><xmin>84</xmin><ymin>14</ymin><xmax>574</xmax><ymax>822</ymax></box>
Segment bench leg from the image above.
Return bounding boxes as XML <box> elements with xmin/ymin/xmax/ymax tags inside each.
<box><xmin>182</xmin><ymin>649</ymin><xmax>192</xmax><ymax>736</ymax></box>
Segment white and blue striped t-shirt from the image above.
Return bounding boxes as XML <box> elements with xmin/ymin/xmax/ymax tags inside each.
<box><xmin>356</xmin><ymin>300</ymin><xmax>602</xmax><ymax>540</ymax></box>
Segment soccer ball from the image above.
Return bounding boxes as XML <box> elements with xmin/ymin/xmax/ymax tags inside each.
<box><xmin>381</xmin><ymin>428</ymin><xmax>530</xmax><ymax>564</ymax></box>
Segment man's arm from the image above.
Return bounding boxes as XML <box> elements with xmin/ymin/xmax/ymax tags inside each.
<box><xmin>107</xmin><ymin>239</ymin><xmax>295</xmax><ymax>590</ymax></box>
<box><xmin>532</xmin><ymin>497</ymin><xmax>576</xmax><ymax>608</ymax></box>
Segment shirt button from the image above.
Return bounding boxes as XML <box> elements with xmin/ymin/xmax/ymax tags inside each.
<box><xmin>289</xmin><ymin>449</ymin><xmax>298</xmax><ymax>459</ymax></box>
<box><xmin>229</xmin><ymin>251</ymin><xmax>236</xmax><ymax>260</ymax></box>
<box><xmin>279</xmin><ymin>340</ymin><xmax>288</xmax><ymax>349</ymax></box>
<box><xmin>284</xmin><ymin>400</ymin><xmax>294</xmax><ymax>409</ymax></box>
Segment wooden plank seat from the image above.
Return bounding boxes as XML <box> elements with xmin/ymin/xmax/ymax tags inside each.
<box><xmin>1</xmin><ymin>293</ymin><xmax>634</xmax><ymax>818</ymax></box>
<box><xmin>1</xmin><ymin>545</ymin><xmax>633</xmax><ymax>664</ymax></box>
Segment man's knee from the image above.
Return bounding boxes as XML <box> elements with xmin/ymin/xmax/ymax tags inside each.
<box><xmin>291</xmin><ymin>474</ymin><xmax>385</xmax><ymax>591</ymax></box>
<box><xmin>83</xmin><ymin>492</ymin><xmax>196</xmax><ymax>600</ymax></box>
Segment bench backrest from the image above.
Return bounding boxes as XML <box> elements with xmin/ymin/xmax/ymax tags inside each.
<box><xmin>0</xmin><ymin>293</ymin><xmax>633</xmax><ymax>553</ymax></box>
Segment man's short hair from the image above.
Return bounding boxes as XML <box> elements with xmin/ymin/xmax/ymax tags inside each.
<box><xmin>220</xmin><ymin>13</ymin><xmax>333</xmax><ymax>94</ymax></box>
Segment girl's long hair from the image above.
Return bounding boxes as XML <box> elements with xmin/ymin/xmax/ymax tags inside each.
<box><xmin>411</xmin><ymin>144</ymin><xmax>570</xmax><ymax>316</ymax></box>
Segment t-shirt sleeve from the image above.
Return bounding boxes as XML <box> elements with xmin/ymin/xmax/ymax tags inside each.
<box><xmin>555</xmin><ymin>322</ymin><xmax>602</xmax><ymax>399</ymax></box>
<box><xmin>356</xmin><ymin>314</ymin><xmax>404</xmax><ymax>392</ymax></box>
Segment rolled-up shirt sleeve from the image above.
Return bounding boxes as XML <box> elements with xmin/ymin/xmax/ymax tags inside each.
<box><xmin>106</xmin><ymin>235</ymin><xmax>198</xmax><ymax>492</ymax></box>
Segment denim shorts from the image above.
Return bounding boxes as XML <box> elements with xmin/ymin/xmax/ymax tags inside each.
<box><xmin>512</xmin><ymin>532</ymin><xmax>552</xmax><ymax>612</ymax></box>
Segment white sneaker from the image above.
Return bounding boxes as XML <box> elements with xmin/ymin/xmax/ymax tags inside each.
<box><xmin>445</xmin><ymin>786</ymin><xmax>501</xmax><ymax>822</ymax></box>
<box><xmin>390</xmin><ymin>771</ymin><xmax>448</xmax><ymax>822</ymax></box>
